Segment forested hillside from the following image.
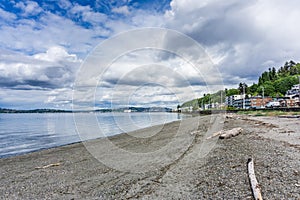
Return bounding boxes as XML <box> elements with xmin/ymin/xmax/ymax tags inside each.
<box><xmin>181</xmin><ymin>60</ymin><xmax>300</xmax><ymax>109</ymax></box>
<box><xmin>250</xmin><ymin>60</ymin><xmax>300</xmax><ymax>97</ymax></box>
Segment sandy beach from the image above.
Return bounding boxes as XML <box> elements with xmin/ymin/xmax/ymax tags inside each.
<box><xmin>0</xmin><ymin>114</ymin><xmax>299</xmax><ymax>199</ymax></box>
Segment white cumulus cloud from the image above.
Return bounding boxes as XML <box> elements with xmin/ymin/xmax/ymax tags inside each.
<box><xmin>112</xmin><ymin>6</ymin><xmax>130</xmax><ymax>15</ymax></box>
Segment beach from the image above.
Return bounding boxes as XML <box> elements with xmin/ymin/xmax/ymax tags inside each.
<box><xmin>0</xmin><ymin>114</ymin><xmax>299</xmax><ymax>199</ymax></box>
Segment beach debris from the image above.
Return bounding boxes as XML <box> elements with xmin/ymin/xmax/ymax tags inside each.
<box><xmin>225</xmin><ymin>115</ymin><xmax>239</xmax><ymax>120</ymax></box>
<box><xmin>152</xmin><ymin>178</ymin><xmax>162</xmax><ymax>183</ymax></box>
<box><xmin>206</xmin><ymin>130</ymin><xmax>224</xmax><ymax>140</ymax></box>
<box><xmin>219</xmin><ymin>127</ymin><xmax>243</xmax><ymax>139</ymax></box>
<box><xmin>247</xmin><ymin>158</ymin><xmax>263</xmax><ymax>200</ymax></box>
<box><xmin>278</xmin><ymin>115</ymin><xmax>300</xmax><ymax>118</ymax></box>
<box><xmin>190</xmin><ymin>130</ymin><xmax>201</xmax><ymax>135</ymax></box>
<box><xmin>206</xmin><ymin>127</ymin><xmax>243</xmax><ymax>140</ymax></box>
<box><xmin>35</xmin><ymin>162</ymin><xmax>61</xmax><ymax>169</ymax></box>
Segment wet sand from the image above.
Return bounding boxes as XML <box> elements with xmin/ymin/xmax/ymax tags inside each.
<box><xmin>0</xmin><ymin>114</ymin><xmax>299</xmax><ymax>199</ymax></box>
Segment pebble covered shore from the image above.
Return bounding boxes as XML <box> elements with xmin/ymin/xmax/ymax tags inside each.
<box><xmin>0</xmin><ymin>114</ymin><xmax>299</xmax><ymax>199</ymax></box>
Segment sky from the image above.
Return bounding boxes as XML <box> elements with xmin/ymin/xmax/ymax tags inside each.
<box><xmin>0</xmin><ymin>0</ymin><xmax>300</xmax><ymax>109</ymax></box>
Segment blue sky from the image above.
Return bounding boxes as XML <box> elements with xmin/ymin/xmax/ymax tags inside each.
<box><xmin>1</xmin><ymin>0</ymin><xmax>300</xmax><ymax>109</ymax></box>
<box><xmin>0</xmin><ymin>0</ymin><xmax>170</xmax><ymax>56</ymax></box>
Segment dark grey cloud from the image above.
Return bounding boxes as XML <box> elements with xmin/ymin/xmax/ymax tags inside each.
<box><xmin>165</xmin><ymin>0</ymin><xmax>300</xmax><ymax>84</ymax></box>
<box><xmin>0</xmin><ymin>46</ymin><xmax>81</xmax><ymax>90</ymax></box>
<box><xmin>0</xmin><ymin>78</ymin><xmax>54</xmax><ymax>90</ymax></box>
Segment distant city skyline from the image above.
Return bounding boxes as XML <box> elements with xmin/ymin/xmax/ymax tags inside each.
<box><xmin>0</xmin><ymin>0</ymin><xmax>300</xmax><ymax>109</ymax></box>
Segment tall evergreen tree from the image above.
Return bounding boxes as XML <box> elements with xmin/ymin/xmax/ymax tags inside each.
<box><xmin>271</xmin><ymin>67</ymin><xmax>276</xmax><ymax>80</ymax></box>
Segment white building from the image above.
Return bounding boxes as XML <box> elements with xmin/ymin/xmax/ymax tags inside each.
<box><xmin>286</xmin><ymin>84</ymin><xmax>300</xmax><ymax>98</ymax></box>
<box><xmin>226</xmin><ymin>94</ymin><xmax>246</xmax><ymax>106</ymax></box>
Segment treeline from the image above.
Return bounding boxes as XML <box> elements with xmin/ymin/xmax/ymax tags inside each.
<box><xmin>236</xmin><ymin>60</ymin><xmax>300</xmax><ymax>97</ymax></box>
<box><xmin>181</xmin><ymin>60</ymin><xmax>300</xmax><ymax>109</ymax></box>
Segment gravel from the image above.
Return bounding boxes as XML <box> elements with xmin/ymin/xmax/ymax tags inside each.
<box><xmin>0</xmin><ymin>114</ymin><xmax>299</xmax><ymax>199</ymax></box>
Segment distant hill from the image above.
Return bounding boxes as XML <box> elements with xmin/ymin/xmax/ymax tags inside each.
<box><xmin>181</xmin><ymin>90</ymin><xmax>225</xmax><ymax>110</ymax></box>
<box><xmin>0</xmin><ymin>107</ymin><xmax>172</xmax><ymax>113</ymax></box>
<box><xmin>181</xmin><ymin>99</ymin><xmax>199</xmax><ymax>109</ymax></box>
<box><xmin>0</xmin><ymin>108</ymin><xmax>72</xmax><ymax>113</ymax></box>
<box><xmin>109</xmin><ymin>107</ymin><xmax>172</xmax><ymax>112</ymax></box>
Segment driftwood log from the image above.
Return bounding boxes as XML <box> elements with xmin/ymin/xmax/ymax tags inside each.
<box><xmin>206</xmin><ymin>130</ymin><xmax>224</xmax><ymax>139</ymax></box>
<box><xmin>248</xmin><ymin>158</ymin><xmax>263</xmax><ymax>200</ymax></box>
<box><xmin>219</xmin><ymin>127</ymin><xmax>243</xmax><ymax>139</ymax></box>
<box><xmin>206</xmin><ymin>127</ymin><xmax>243</xmax><ymax>140</ymax></box>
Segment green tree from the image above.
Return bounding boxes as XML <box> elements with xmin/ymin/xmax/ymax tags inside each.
<box><xmin>225</xmin><ymin>88</ymin><xmax>239</xmax><ymax>96</ymax></box>
<box><xmin>264</xmin><ymin>84</ymin><xmax>276</xmax><ymax>97</ymax></box>
<box><xmin>271</xmin><ymin>67</ymin><xmax>276</xmax><ymax>80</ymax></box>
<box><xmin>268</xmin><ymin>68</ymin><xmax>272</xmax><ymax>80</ymax></box>
<box><xmin>258</xmin><ymin>82</ymin><xmax>275</xmax><ymax>97</ymax></box>
<box><xmin>249</xmin><ymin>83</ymin><xmax>258</xmax><ymax>95</ymax></box>
<box><xmin>278</xmin><ymin>60</ymin><xmax>297</xmax><ymax>77</ymax></box>
<box><xmin>258</xmin><ymin>76</ymin><xmax>263</xmax><ymax>85</ymax></box>
<box><xmin>274</xmin><ymin>76</ymin><xmax>298</xmax><ymax>95</ymax></box>
<box><xmin>238</xmin><ymin>82</ymin><xmax>248</xmax><ymax>94</ymax></box>
<box><xmin>261</xmin><ymin>71</ymin><xmax>270</xmax><ymax>83</ymax></box>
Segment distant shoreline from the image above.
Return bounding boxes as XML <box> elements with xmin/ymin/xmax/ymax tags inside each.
<box><xmin>0</xmin><ymin>107</ymin><xmax>173</xmax><ymax>113</ymax></box>
<box><xmin>0</xmin><ymin>108</ymin><xmax>72</xmax><ymax>113</ymax></box>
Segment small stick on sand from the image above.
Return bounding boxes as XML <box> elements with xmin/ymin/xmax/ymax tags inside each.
<box><xmin>248</xmin><ymin>158</ymin><xmax>263</xmax><ymax>200</ymax></box>
<box><xmin>35</xmin><ymin>162</ymin><xmax>61</xmax><ymax>169</ymax></box>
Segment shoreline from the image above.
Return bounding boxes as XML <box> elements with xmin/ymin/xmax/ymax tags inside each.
<box><xmin>0</xmin><ymin>114</ymin><xmax>299</xmax><ymax>199</ymax></box>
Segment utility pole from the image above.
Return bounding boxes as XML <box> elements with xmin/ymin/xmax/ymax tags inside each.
<box><xmin>298</xmin><ymin>76</ymin><xmax>300</xmax><ymax>107</ymax></box>
<box><xmin>261</xmin><ymin>86</ymin><xmax>265</xmax><ymax>108</ymax></box>
<box><xmin>243</xmin><ymin>84</ymin><xmax>245</xmax><ymax>109</ymax></box>
<box><xmin>220</xmin><ymin>90</ymin><xmax>223</xmax><ymax>110</ymax></box>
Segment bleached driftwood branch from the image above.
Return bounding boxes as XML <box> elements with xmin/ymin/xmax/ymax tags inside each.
<box><xmin>248</xmin><ymin>158</ymin><xmax>263</xmax><ymax>200</ymax></box>
<box><xmin>190</xmin><ymin>130</ymin><xmax>201</xmax><ymax>135</ymax></box>
<box><xmin>35</xmin><ymin>162</ymin><xmax>61</xmax><ymax>169</ymax></box>
<box><xmin>206</xmin><ymin>130</ymin><xmax>224</xmax><ymax>140</ymax></box>
<box><xmin>219</xmin><ymin>127</ymin><xmax>243</xmax><ymax>139</ymax></box>
<box><xmin>207</xmin><ymin>127</ymin><xmax>243</xmax><ymax>140</ymax></box>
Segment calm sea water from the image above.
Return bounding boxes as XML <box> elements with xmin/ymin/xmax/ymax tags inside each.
<box><xmin>0</xmin><ymin>112</ymin><xmax>189</xmax><ymax>158</ymax></box>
